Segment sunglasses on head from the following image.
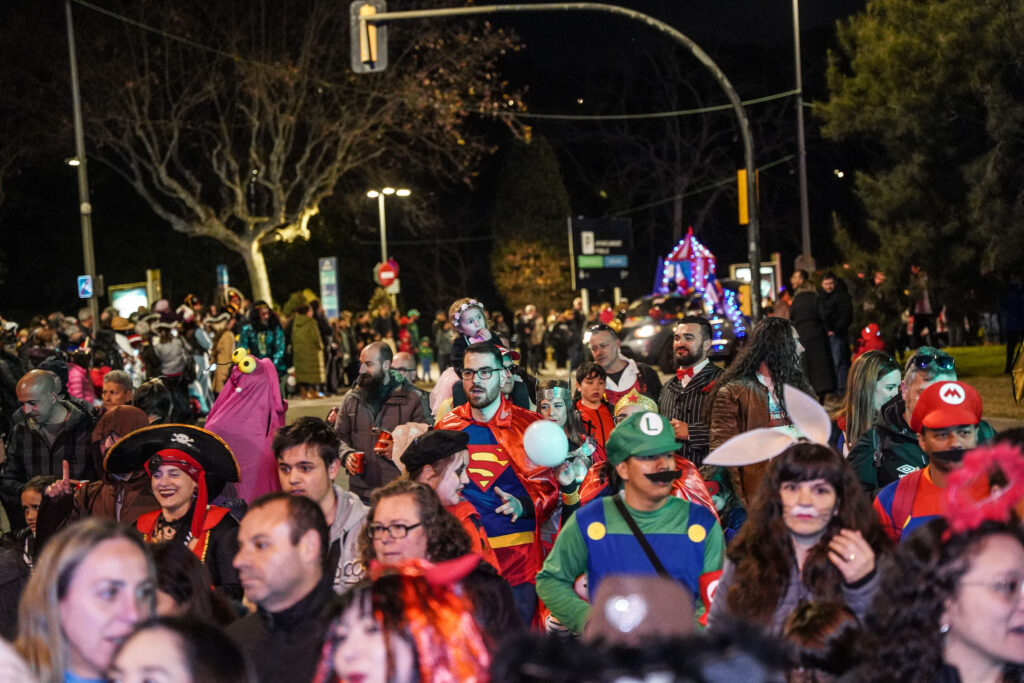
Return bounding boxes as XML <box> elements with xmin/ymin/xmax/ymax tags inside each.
<box><xmin>908</xmin><ymin>353</ymin><xmax>955</xmax><ymax>372</ymax></box>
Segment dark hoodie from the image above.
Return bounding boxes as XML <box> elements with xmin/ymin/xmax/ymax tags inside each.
<box><xmin>848</xmin><ymin>395</ymin><xmax>997</xmax><ymax>493</ymax></box>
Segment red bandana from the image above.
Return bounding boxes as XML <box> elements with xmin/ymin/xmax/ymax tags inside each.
<box><xmin>145</xmin><ymin>448</ymin><xmax>208</xmax><ymax>542</ymax></box>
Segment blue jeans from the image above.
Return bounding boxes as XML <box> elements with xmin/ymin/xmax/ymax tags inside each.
<box><xmin>511</xmin><ymin>582</ymin><xmax>538</xmax><ymax>626</ymax></box>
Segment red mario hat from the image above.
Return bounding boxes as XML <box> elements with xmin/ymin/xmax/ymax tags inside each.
<box><xmin>910</xmin><ymin>380</ymin><xmax>982</xmax><ymax>433</ymax></box>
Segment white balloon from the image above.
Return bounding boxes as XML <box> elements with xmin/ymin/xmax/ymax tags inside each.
<box><xmin>523</xmin><ymin>419</ymin><xmax>569</xmax><ymax>468</ymax></box>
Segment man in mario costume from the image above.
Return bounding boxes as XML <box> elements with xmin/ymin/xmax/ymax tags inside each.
<box><xmin>873</xmin><ymin>379</ymin><xmax>984</xmax><ymax>543</ymax></box>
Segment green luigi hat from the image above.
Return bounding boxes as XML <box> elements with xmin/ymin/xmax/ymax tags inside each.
<box><xmin>605</xmin><ymin>411</ymin><xmax>681</xmax><ymax>466</ymax></box>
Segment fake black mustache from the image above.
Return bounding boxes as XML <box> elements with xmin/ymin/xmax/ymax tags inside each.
<box><xmin>930</xmin><ymin>448</ymin><xmax>968</xmax><ymax>465</ymax></box>
<box><xmin>644</xmin><ymin>470</ymin><xmax>682</xmax><ymax>484</ymax></box>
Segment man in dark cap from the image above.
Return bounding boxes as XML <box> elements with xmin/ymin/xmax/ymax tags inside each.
<box><xmin>537</xmin><ymin>411</ymin><xmax>724</xmax><ymax>634</ymax></box>
<box><xmin>401</xmin><ymin>429</ymin><xmax>499</xmax><ymax>569</ymax></box>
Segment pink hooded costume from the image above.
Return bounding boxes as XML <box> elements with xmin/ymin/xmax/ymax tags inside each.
<box><xmin>204</xmin><ymin>356</ymin><xmax>287</xmax><ymax>502</ymax></box>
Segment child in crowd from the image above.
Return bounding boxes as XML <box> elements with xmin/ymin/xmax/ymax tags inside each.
<box><xmin>429</xmin><ymin>297</ymin><xmax>501</xmax><ymax>416</ymax></box>
<box><xmin>418</xmin><ymin>336</ymin><xmax>434</xmax><ymax>381</ymax></box>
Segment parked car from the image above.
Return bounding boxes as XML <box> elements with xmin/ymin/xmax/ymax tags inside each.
<box><xmin>614</xmin><ymin>288</ymin><xmax>747</xmax><ymax>372</ymax></box>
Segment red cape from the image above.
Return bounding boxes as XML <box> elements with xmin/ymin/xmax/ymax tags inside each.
<box><xmin>437</xmin><ymin>396</ymin><xmax>559</xmax><ymax>538</ymax></box>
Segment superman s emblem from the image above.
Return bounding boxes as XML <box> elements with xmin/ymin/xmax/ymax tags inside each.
<box><xmin>466</xmin><ymin>444</ymin><xmax>510</xmax><ymax>492</ymax></box>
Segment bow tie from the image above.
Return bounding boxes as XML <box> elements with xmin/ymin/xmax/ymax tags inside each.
<box><xmin>676</xmin><ymin>367</ymin><xmax>694</xmax><ymax>381</ymax></box>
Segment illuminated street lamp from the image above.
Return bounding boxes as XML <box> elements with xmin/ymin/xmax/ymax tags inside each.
<box><xmin>366</xmin><ymin>187</ymin><xmax>410</xmax><ymax>304</ymax></box>
<box><xmin>366</xmin><ymin>188</ymin><xmax>409</xmax><ymax>266</ymax></box>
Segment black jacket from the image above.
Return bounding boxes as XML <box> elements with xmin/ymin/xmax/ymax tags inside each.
<box><xmin>227</xmin><ymin>577</ymin><xmax>336</xmax><ymax>683</ymax></box>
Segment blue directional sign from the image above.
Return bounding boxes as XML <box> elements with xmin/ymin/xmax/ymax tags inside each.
<box><xmin>77</xmin><ymin>275</ymin><xmax>93</xmax><ymax>299</ymax></box>
<box><xmin>318</xmin><ymin>257</ymin><xmax>339</xmax><ymax>319</ymax></box>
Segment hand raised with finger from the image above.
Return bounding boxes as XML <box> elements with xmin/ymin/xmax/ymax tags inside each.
<box><xmin>493</xmin><ymin>486</ymin><xmax>523</xmax><ymax>523</ymax></box>
<box><xmin>45</xmin><ymin>460</ymin><xmax>73</xmax><ymax>498</ymax></box>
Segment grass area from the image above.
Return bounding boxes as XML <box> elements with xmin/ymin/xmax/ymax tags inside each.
<box><xmin>927</xmin><ymin>345</ymin><xmax>1023</xmax><ymax>420</ymax></box>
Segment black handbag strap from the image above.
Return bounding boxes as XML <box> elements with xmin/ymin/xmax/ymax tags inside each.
<box><xmin>611</xmin><ymin>495</ymin><xmax>669</xmax><ymax>577</ymax></box>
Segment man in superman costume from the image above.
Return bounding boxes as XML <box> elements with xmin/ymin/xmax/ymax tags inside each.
<box><xmin>436</xmin><ymin>342</ymin><xmax>559</xmax><ymax>624</ymax></box>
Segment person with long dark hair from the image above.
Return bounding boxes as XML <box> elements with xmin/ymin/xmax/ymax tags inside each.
<box><xmin>854</xmin><ymin>443</ymin><xmax>1024</xmax><ymax>683</ymax></box>
<box><xmin>110</xmin><ymin>616</ymin><xmax>254</xmax><ymax>683</ymax></box>
<box><xmin>707</xmin><ymin>443</ymin><xmax>890</xmax><ymax>636</ymax></box>
<box><xmin>707</xmin><ymin>317</ymin><xmax>816</xmax><ymax>507</ymax></box>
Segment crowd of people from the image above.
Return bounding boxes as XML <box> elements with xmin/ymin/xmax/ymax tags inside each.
<box><xmin>0</xmin><ymin>281</ymin><xmax>1020</xmax><ymax>683</ymax></box>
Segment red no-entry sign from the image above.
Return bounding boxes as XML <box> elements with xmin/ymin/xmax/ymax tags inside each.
<box><xmin>375</xmin><ymin>260</ymin><xmax>398</xmax><ymax>287</ymax></box>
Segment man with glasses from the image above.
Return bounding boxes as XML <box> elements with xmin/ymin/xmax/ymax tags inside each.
<box><xmin>437</xmin><ymin>342</ymin><xmax>559</xmax><ymax>625</ymax></box>
<box><xmin>334</xmin><ymin>341</ymin><xmax>431</xmax><ymax>503</ymax></box>
<box><xmin>657</xmin><ymin>316</ymin><xmax>723</xmax><ymax>467</ymax></box>
<box><xmin>849</xmin><ymin>347</ymin><xmax>995</xmax><ymax>491</ymax></box>
<box><xmin>586</xmin><ymin>323</ymin><xmax>661</xmax><ymax>407</ymax></box>
<box><xmin>873</xmin><ymin>380</ymin><xmax>984</xmax><ymax>543</ymax></box>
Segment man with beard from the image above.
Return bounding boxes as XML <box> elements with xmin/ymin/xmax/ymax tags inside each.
<box><xmin>657</xmin><ymin>316</ymin><xmax>722</xmax><ymax>467</ymax></box>
<box><xmin>873</xmin><ymin>380</ymin><xmax>982</xmax><ymax>543</ymax></box>
<box><xmin>537</xmin><ymin>411</ymin><xmax>724</xmax><ymax>634</ymax></box>
<box><xmin>335</xmin><ymin>341</ymin><xmax>430</xmax><ymax>503</ymax></box>
<box><xmin>436</xmin><ymin>342</ymin><xmax>559</xmax><ymax>625</ymax></box>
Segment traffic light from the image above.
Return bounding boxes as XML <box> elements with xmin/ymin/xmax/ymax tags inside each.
<box><xmin>350</xmin><ymin>1</ymin><xmax>388</xmax><ymax>73</ymax></box>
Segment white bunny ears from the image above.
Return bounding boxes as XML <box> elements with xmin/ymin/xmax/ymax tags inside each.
<box><xmin>704</xmin><ymin>384</ymin><xmax>832</xmax><ymax>467</ymax></box>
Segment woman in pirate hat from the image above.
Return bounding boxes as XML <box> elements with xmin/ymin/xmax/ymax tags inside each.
<box><xmin>105</xmin><ymin>423</ymin><xmax>243</xmax><ymax>600</ymax></box>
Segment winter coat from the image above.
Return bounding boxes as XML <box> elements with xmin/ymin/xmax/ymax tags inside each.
<box><xmin>291</xmin><ymin>315</ymin><xmax>325</xmax><ymax>384</ymax></box>
<box><xmin>334</xmin><ymin>371</ymin><xmax>432</xmax><ymax>501</ymax></box>
<box><xmin>211</xmin><ymin>328</ymin><xmax>235</xmax><ymax>394</ymax></box>
<box><xmin>789</xmin><ymin>289</ymin><xmax>836</xmax><ymax>396</ymax></box>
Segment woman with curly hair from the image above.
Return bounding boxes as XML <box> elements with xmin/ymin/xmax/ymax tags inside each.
<box><xmin>854</xmin><ymin>518</ymin><xmax>1024</xmax><ymax>683</ymax></box>
<box><xmin>707</xmin><ymin>443</ymin><xmax>891</xmax><ymax>636</ymax></box>
<box><xmin>706</xmin><ymin>317</ymin><xmax>816</xmax><ymax>506</ymax></box>
<box><xmin>832</xmin><ymin>350</ymin><xmax>901</xmax><ymax>454</ymax></box>
<box><xmin>358</xmin><ymin>479</ymin><xmax>522</xmax><ymax>644</ymax></box>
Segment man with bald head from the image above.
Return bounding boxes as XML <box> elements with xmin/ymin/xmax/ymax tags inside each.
<box><xmin>333</xmin><ymin>341</ymin><xmax>431</xmax><ymax>502</ymax></box>
<box><xmin>1</xmin><ymin>369</ymin><xmax>96</xmax><ymax>529</ymax></box>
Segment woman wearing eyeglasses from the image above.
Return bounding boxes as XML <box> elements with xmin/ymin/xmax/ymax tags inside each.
<box><xmin>853</xmin><ymin>445</ymin><xmax>1024</xmax><ymax>683</ymax></box>
<box><xmin>357</xmin><ymin>479</ymin><xmax>522</xmax><ymax>645</ymax></box>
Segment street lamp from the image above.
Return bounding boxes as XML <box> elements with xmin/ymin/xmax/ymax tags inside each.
<box><xmin>366</xmin><ymin>187</ymin><xmax>410</xmax><ymax>304</ymax></box>
<box><xmin>793</xmin><ymin>0</ymin><xmax>813</xmax><ymax>268</ymax></box>
<box><xmin>366</xmin><ymin>186</ymin><xmax>410</xmax><ymax>263</ymax></box>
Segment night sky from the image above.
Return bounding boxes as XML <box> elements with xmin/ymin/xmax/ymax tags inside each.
<box><xmin>0</xmin><ymin>0</ymin><xmax>869</xmax><ymax>320</ymax></box>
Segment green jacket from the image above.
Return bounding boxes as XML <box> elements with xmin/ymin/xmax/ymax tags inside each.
<box><xmin>291</xmin><ymin>315</ymin><xmax>325</xmax><ymax>384</ymax></box>
<box><xmin>848</xmin><ymin>395</ymin><xmax>997</xmax><ymax>493</ymax></box>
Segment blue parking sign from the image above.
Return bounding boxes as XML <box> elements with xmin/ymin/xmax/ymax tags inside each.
<box><xmin>77</xmin><ymin>275</ymin><xmax>93</xmax><ymax>299</ymax></box>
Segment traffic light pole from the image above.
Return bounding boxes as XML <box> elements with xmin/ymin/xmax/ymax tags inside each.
<box><xmin>355</xmin><ymin>1</ymin><xmax>762</xmax><ymax>320</ymax></box>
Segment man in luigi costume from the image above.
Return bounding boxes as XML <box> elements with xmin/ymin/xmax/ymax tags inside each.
<box><xmin>105</xmin><ymin>423</ymin><xmax>243</xmax><ymax>599</ymax></box>
<box><xmin>536</xmin><ymin>411</ymin><xmax>724</xmax><ymax>634</ymax></box>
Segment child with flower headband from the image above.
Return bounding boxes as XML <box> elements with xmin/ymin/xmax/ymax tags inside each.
<box><xmin>447</xmin><ymin>297</ymin><xmax>495</xmax><ymax>371</ymax></box>
<box><xmin>429</xmin><ymin>297</ymin><xmax>503</xmax><ymax>416</ymax></box>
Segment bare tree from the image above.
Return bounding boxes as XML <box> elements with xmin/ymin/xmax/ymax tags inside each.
<box><xmin>77</xmin><ymin>1</ymin><xmax>522</xmax><ymax>304</ymax></box>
